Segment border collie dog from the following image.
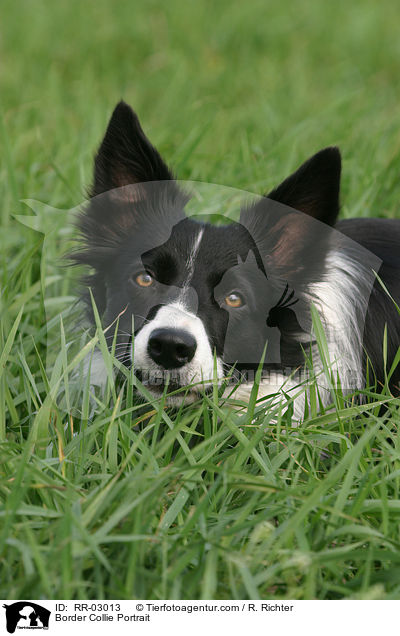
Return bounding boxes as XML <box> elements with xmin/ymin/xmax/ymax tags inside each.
<box><xmin>75</xmin><ymin>101</ymin><xmax>400</xmax><ymax>413</ymax></box>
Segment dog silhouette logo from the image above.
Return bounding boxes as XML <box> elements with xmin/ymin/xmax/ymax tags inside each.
<box><xmin>2</xmin><ymin>602</ymin><xmax>50</xmax><ymax>633</ymax></box>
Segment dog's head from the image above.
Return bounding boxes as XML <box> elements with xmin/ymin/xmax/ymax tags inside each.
<box><xmin>75</xmin><ymin>101</ymin><xmax>341</xmax><ymax>402</ymax></box>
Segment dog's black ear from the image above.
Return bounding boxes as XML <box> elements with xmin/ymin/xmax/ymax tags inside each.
<box><xmin>240</xmin><ymin>148</ymin><xmax>342</xmax><ymax>284</ymax></box>
<box><xmin>267</xmin><ymin>147</ymin><xmax>341</xmax><ymax>226</ymax></box>
<box><xmin>91</xmin><ymin>101</ymin><xmax>174</xmax><ymax>197</ymax></box>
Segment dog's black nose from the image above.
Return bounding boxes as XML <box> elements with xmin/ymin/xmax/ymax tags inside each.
<box><xmin>147</xmin><ymin>328</ymin><xmax>197</xmax><ymax>369</ymax></box>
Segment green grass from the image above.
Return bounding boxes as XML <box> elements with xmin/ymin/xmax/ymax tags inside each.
<box><xmin>2</xmin><ymin>0</ymin><xmax>400</xmax><ymax>600</ymax></box>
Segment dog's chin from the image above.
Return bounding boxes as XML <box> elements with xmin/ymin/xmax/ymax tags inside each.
<box><xmin>142</xmin><ymin>382</ymin><xmax>208</xmax><ymax>406</ymax></box>
<box><xmin>137</xmin><ymin>372</ymin><xmax>215</xmax><ymax>406</ymax></box>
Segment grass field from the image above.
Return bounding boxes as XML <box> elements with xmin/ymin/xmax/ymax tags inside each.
<box><xmin>2</xmin><ymin>0</ymin><xmax>400</xmax><ymax>600</ymax></box>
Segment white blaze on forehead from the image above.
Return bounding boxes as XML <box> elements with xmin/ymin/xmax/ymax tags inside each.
<box><xmin>184</xmin><ymin>227</ymin><xmax>205</xmax><ymax>286</ymax></box>
<box><xmin>177</xmin><ymin>226</ymin><xmax>204</xmax><ymax>308</ymax></box>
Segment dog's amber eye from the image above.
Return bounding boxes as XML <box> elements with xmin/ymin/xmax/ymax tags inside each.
<box><xmin>225</xmin><ymin>292</ymin><xmax>243</xmax><ymax>308</ymax></box>
<box><xmin>135</xmin><ymin>272</ymin><xmax>154</xmax><ymax>287</ymax></box>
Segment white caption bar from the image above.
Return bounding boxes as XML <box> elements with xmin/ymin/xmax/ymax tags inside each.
<box><xmin>1</xmin><ymin>600</ymin><xmax>398</xmax><ymax>635</ymax></box>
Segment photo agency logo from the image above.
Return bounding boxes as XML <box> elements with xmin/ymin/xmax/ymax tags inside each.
<box><xmin>15</xmin><ymin>178</ymin><xmax>381</xmax><ymax>415</ymax></box>
<box><xmin>2</xmin><ymin>602</ymin><xmax>51</xmax><ymax>633</ymax></box>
